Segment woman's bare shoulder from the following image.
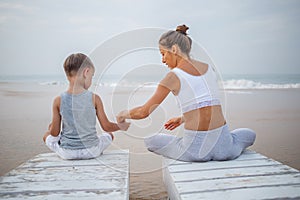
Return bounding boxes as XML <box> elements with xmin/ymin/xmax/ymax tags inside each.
<box><xmin>159</xmin><ymin>71</ymin><xmax>180</xmax><ymax>91</ymax></box>
<box><xmin>191</xmin><ymin>60</ymin><xmax>209</xmax><ymax>75</ymax></box>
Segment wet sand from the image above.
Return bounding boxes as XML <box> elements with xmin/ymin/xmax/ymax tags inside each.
<box><xmin>0</xmin><ymin>82</ymin><xmax>300</xmax><ymax>199</ymax></box>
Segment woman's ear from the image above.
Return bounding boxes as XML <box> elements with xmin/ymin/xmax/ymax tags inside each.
<box><xmin>171</xmin><ymin>45</ymin><xmax>178</xmax><ymax>54</ymax></box>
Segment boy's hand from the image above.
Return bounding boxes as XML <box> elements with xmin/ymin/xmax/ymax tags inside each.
<box><xmin>117</xmin><ymin>110</ymin><xmax>129</xmax><ymax>123</ymax></box>
<box><xmin>118</xmin><ymin>121</ymin><xmax>131</xmax><ymax>131</ymax></box>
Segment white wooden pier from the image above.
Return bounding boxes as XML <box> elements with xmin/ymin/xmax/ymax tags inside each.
<box><xmin>163</xmin><ymin>150</ymin><xmax>300</xmax><ymax>200</ymax></box>
<box><xmin>0</xmin><ymin>150</ymin><xmax>129</xmax><ymax>200</ymax></box>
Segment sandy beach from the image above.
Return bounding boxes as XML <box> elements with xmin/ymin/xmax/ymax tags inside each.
<box><xmin>0</xmin><ymin>82</ymin><xmax>300</xmax><ymax>200</ymax></box>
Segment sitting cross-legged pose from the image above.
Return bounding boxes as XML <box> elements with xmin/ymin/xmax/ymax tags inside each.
<box><xmin>43</xmin><ymin>53</ymin><xmax>130</xmax><ymax>160</ymax></box>
<box><xmin>117</xmin><ymin>25</ymin><xmax>255</xmax><ymax>162</ymax></box>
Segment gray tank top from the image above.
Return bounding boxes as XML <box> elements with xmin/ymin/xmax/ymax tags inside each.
<box><xmin>59</xmin><ymin>90</ymin><xmax>99</xmax><ymax>149</ymax></box>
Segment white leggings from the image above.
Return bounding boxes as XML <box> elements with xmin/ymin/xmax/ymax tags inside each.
<box><xmin>144</xmin><ymin>124</ymin><xmax>256</xmax><ymax>161</ymax></box>
<box><xmin>45</xmin><ymin>133</ymin><xmax>112</xmax><ymax>160</ymax></box>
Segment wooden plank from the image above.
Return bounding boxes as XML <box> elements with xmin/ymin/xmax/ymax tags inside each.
<box><xmin>170</xmin><ymin>164</ymin><xmax>298</xmax><ymax>182</ymax></box>
<box><xmin>163</xmin><ymin>166</ymin><xmax>180</xmax><ymax>200</ymax></box>
<box><xmin>164</xmin><ymin>150</ymin><xmax>266</xmax><ymax>166</ymax></box>
<box><xmin>181</xmin><ymin>185</ymin><xmax>300</xmax><ymax>200</ymax></box>
<box><xmin>166</xmin><ymin>157</ymin><xmax>281</xmax><ymax>173</ymax></box>
<box><xmin>163</xmin><ymin>150</ymin><xmax>300</xmax><ymax>200</ymax></box>
<box><xmin>1</xmin><ymin>165</ymin><xmax>127</xmax><ymax>183</ymax></box>
<box><xmin>0</xmin><ymin>150</ymin><xmax>129</xmax><ymax>200</ymax></box>
<box><xmin>176</xmin><ymin>173</ymin><xmax>300</xmax><ymax>194</ymax></box>
<box><xmin>0</xmin><ymin>189</ymin><xmax>128</xmax><ymax>200</ymax></box>
<box><xmin>19</xmin><ymin>153</ymin><xmax>128</xmax><ymax>169</ymax></box>
<box><xmin>0</xmin><ymin>178</ymin><xmax>127</xmax><ymax>193</ymax></box>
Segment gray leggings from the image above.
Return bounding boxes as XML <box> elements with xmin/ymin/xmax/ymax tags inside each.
<box><xmin>144</xmin><ymin>124</ymin><xmax>256</xmax><ymax>161</ymax></box>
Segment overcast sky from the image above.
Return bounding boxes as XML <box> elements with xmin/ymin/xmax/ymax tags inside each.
<box><xmin>0</xmin><ymin>0</ymin><xmax>299</xmax><ymax>76</ymax></box>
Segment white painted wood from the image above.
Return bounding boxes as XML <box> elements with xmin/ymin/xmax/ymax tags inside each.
<box><xmin>1</xmin><ymin>165</ymin><xmax>127</xmax><ymax>183</ymax></box>
<box><xmin>170</xmin><ymin>164</ymin><xmax>298</xmax><ymax>182</ymax></box>
<box><xmin>0</xmin><ymin>190</ymin><xmax>128</xmax><ymax>200</ymax></box>
<box><xmin>163</xmin><ymin>167</ymin><xmax>180</xmax><ymax>200</ymax></box>
<box><xmin>0</xmin><ymin>150</ymin><xmax>129</xmax><ymax>200</ymax></box>
<box><xmin>163</xmin><ymin>150</ymin><xmax>300</xmax><ymax>200</ymax></box>
<box><xmin>164</xmin><ymin>149</ymin><xmax>266</xmax><ymax>166</ymax></box>
<box><xmin>19</xmin><ymin>153</ymin><xmax>128</xmax><ymax>168</ymax></box>
<box><xmin>0</xmin><ymin>179</ymin><xmax>127</xmax><ymax>193</ymax></box>
<box><xmin>176</xmin><ymin>173</ymin><xmax>300</xmax><ymax>194</ymax></box>
<box><xmin>181</xmin><ymin>185</ymin><xmax>300</xmax><ymax>200</ymax></box>
<box><xmin>166</xmin><ymin>158</ymin><xmax>281</xmax><ymax>173</ymax></box>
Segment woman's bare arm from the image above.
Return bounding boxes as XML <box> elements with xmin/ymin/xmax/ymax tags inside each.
<box><xmin>117</xmin><ymin>72</ymin><xmax>179</xmax><ymax>122</ymax></box>
<box><xmin>117</xmin><ymin>84</ymin><xmax>171</xmax><ymax>122</ymax></box>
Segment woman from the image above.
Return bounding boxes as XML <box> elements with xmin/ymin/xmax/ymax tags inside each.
<box><xmin>117</xmin><ymin>25</ymin><xmax>256</xmax><ymax>161</ymax></box>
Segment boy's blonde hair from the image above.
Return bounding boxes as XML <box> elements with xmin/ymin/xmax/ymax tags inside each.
<box><xmin>63</xmin><ymin>53</ymin><xmax>94</xmax><ymax>77</ymax></box>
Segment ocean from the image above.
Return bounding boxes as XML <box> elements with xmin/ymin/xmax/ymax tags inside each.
<box><xmin>222</xmin><ymin>74</ymin><xmax>300</xmax><ymax>89</ymax></box>
<box><xmin>1</xmin><ymin>73</ymin><xmax>300</xmax><ymax>90</ymax></box>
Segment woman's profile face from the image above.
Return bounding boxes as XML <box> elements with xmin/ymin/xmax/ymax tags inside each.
<box><xmin>159</xmin><ymin>45</ymin><xmax>177</xmax><ymax>69</ymax></box>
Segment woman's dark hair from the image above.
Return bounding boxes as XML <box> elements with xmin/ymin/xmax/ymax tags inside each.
<box><xmin>159</xmin><ymin>24</ymin><xmax>192</xmax><ymax>56</ymax></box>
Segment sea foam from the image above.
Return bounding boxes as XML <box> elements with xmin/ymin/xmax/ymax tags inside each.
<box><xmin>222</xmin><ymin>79</ymin><xmax>300</xmax><ymax>90</ymax></box>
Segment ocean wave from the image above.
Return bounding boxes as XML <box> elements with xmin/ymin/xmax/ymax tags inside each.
<box><xmin>37</xmin><ymin>79</ymin><xmax>300</xmax><ymax>90</ymax></box>
<box><xmin>98</xmin><ymin>82</ymin><xmax>158</xmax><ymax>88</ymax></box>
<box><xmin>39</xmin><ymin>81</ymin><xmax>67</xmax><ymax>85</ymax></box>
<box><xmin>222</xmin><ymin>79</ymin><xmax>300</xmax><ymax>90</ymax></box>
<box><xmin>101</xmin><ymin>79</ymin><xmax>300</xmax><ymax>90</ymax></box>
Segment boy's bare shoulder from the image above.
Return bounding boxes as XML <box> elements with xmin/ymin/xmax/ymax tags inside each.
<box><xmin>54</xmin><ymin>95</ymin><xmax>61</xmax><ymax>99</ymax></box>
<box><xmin>91</xmin><ymin>93</ymin><xmax>103</xmax><ymax>107</ymax></box>
<box><xmin>53</xmin><ymin>95</ymin><xmax>61</xmax><ymax>102</ymax></box>
<box><xmin>92</xmin><ymin>93</ymin><xmax>101</xmax><ymax>100</ymax></box>
<box><xmin>53</xmin><ymin>95</ymin><xmax>61</xmax><ymax>106</ymax></box>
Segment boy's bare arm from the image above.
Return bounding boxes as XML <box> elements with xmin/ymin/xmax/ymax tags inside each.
<box><xmin>49</xmin><ymin>96</ymin><xmax>61</xmax><ymax>136</ymax></box>
<box><xmin>94</xmin><ymin>94</ymin><xmax>129</xmax><ymax>132</ymax></box>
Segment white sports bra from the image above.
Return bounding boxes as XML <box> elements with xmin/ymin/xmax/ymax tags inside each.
<box><xmin>171</xmin><ymin>65</ymin><xmax>221</xmax><ymax>113</ymax></box>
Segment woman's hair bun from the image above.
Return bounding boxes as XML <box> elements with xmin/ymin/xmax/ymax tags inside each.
<box><xmin>176</xmin><ymin>24</ymin><xmax>189</xmax><ymax>35</ymax></box>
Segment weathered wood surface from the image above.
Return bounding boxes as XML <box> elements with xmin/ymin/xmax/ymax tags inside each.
<box><xmin>163</xmin><ymin>149</ymin><xmax>300</xmax><ymax>200</ymax></box>
<box><xmin>0</xmin><ymin>150</ymin><xmax>129</xmax><ymax>200</ymax></box>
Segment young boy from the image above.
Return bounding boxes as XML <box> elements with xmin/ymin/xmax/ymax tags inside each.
<box><xmin>43</xmin><ymin>53</ymin><xmax>130</xmax><ymax>159</ymax></box>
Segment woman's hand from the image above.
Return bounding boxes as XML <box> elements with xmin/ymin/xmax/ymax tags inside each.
<box><xmin>116</xmin><ymin>110</ymin><xmax>131</xmax><ymax>131</ymax></box>
<box><xmin>164</xmin><ymin>116</ymin><xmax>184</xmax><ymax>130</ymax></box>
<box><xmin>117</xmin><ymin>110</ymin><xmax>129</xmax><ymax>123</ymax></box>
